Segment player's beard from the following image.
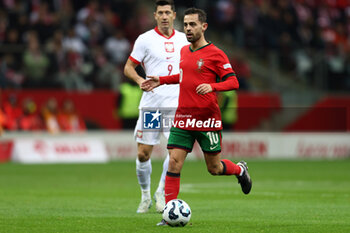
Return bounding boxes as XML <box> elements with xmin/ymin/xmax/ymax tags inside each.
<box><xmin>186</xmin><ymin>31</ymin><xmax>201</xmax><ymax>43</ymax></box>
<box><xmin>186</xmin><ymin>34</ymin><xmax>199</xmax><ymax>43</ymax></box>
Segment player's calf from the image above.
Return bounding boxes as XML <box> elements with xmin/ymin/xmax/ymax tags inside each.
<box><xmin>207</xmin><ymin>163</ymin><xmax>223</xmax><ymax>175</ymax></box>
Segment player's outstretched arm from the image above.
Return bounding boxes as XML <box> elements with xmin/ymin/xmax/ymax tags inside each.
<box><xmin>141</xmin><ymin>76</ymin><xmax>160</xmax><ymax>92</ymax></box>
<box><xmin>196</xmin><ymin>76</ymin><xmax>239</xmax><ymax>95</ymax></box>
<box><xmin>210</xmin><ymin>76</ymin><xmax>239</xmax><ymax>92</ymax></box>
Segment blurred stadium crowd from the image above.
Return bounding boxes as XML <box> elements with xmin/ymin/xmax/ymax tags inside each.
<box><xmin>1</xmin><ymin>0</ymin><xmax>350</xmax><ymax>133</ymax></box>
<box><xmin>0</xmin><ymin>94</ymin><xmax>86</xmax><ymax>134</ymax></box>
<box><xmin>0</xmin><ymin>0</ymin><xmax>150</xmax><ymax>90</ymax></box>
<box><xmin>1</xmin><ymin>0</ymin><xmax>350</xmax><ymax>91</ymax></box>
<box><xmin>200</xmin><ymin>0</ymin><xmax>350</xmax><ymax>91</ymax></box>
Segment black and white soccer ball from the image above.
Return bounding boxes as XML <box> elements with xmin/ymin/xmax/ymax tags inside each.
<box><xmin>162</xmin><ymin>199</ymin><xmax>191</xmax><ymax>227</ymax></box>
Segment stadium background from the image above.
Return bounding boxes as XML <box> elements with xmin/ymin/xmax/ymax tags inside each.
<box><xmin>0</xmin><ymin>0</ymin><xmax>349</xmax><ymax>161</ymax></box>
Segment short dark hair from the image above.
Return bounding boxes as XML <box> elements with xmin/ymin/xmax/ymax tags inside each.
<box><xmin>155</xmin><ymin>0</ymin><xmax>175</xmax><ymax>11</ymax></box>
<box><xmin>184</xmin><ymin>7</ymin><xmax>207</xmax><ymax>23</ymax></box>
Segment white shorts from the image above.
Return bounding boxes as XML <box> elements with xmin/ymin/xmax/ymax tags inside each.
<box><xmin>134</xmin><ymin>90</ymin><xmax>178</xmax><ymax>145</ymax></box>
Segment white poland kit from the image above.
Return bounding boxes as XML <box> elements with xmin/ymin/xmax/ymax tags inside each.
<box><xmin>129</xmin><ymin>27</ymin><xmax>188</xmax><ymax>145</ymax></box>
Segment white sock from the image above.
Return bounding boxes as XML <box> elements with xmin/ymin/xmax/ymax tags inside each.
<box><xmin>141</xmin><ymin>189</ymin><xmax>151</xmax><ymax>201</ymax></box>
<box><xmin>156</xmin><ymin>153</ymin><xmax>169</xmax><ymax>193</ymax></box>
<box><xmin>136</xmin><ymin>159</ymin><xmax>152</xmax><ymax>198</ymax></box>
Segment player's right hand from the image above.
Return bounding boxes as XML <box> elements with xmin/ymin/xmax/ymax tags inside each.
<box><xmin>141</xmin><ymin>76</ymin><xmax>160</xmax><ymax>91</ymax></box>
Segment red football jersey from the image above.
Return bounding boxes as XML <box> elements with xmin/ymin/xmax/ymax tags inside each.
<box><xmin>160</xmin><ymin>43</ymin><xmax>239</xmax><ymax>131</ymax></box>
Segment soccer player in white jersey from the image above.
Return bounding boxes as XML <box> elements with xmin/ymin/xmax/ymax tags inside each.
<box><xmin>123</xmin><ymin>0</ymin><xmax>188</xmax><ymax>213</ymax></box>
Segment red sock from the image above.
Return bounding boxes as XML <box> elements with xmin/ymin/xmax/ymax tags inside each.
<box><xmin>221</xmin><ymin>159</ymin><xmax>241</xmax><ymax>175</ymax></box>
<box><xmin>164</xmin><ymin>172</ymin><xmax>180</xmax><ymax>203</ymax></box>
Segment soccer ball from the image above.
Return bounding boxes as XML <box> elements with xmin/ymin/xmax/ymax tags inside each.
<box><xmin>162</xmin><ymin>199</ymin><xmax>191</xmax><ymax>227</ymax></box>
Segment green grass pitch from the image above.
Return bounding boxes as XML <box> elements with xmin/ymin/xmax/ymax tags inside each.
<box><xmin>0</xmin><ymin>159</ymin><xmax>350</xmax><ymax>233</ymax></box>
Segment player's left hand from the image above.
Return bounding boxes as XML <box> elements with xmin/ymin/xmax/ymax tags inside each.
<box><xmin>196</xmin><ymin>84</ymin><xmax>213</xmax><ymax>95</ymax></box>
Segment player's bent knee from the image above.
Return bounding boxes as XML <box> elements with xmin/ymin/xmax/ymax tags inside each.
<box><xmin>137</xmin><ymin>144</ymin><xmax>153</xmax><ymax>162</ymax></box>
<box><xmin>168</xmin><ymin>157</ymin><xmax>177</xmax><ymax>169</ymax></box>
<box><xmin>137</xmin><ymin>150</ymin><xmax>150</xmax><ymax>162</ymax></box>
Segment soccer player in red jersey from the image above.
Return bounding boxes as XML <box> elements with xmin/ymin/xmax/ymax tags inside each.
<box><xmin>142</xmin><ymin>7</ymin><xmax>252</xmax><ymax>226</ymax></box>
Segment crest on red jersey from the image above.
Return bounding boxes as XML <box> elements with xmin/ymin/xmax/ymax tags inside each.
<box><xmin>164</xmin><ymin>42</ymin><xmax>174</xmax><ymax>53</ymax></box>
<box><xmin>197</xmin><ymin>59</ymin><xmax>204</xmax><ymax>72</ymax></box>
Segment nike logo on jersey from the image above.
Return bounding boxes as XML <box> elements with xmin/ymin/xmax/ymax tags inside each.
<box><xmin>210</xmin><ymin>145</ymin><xmax>219</xmax><ymax>150</ymax></box>
<box><xmin>166</xmin><ymin>56</ymin><xmax>173</xmax><ymax>60</ymax></box>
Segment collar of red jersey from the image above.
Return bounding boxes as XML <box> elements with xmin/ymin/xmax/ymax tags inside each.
<box><xmin>189</xmin><ymin>42</ymin><xmax>212</xmax><ymax>52</ymax></box>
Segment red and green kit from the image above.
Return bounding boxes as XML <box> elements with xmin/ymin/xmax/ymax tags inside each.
<box><xmin>160</xmin><ymin>42</ymin><xmax>239</xmax><ymax>131</ymax></box>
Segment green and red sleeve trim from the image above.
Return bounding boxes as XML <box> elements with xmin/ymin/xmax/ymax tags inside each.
<box><xmin>211</xmin><ymin>73</ymin><xmax>239</xmax><ymax>91</ymax></box>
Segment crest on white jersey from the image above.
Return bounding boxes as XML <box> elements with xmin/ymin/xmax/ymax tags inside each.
<box><xmin>164</xmin><ymin>42</ymin><xmax>174</xmax><ymax>53</ymax></box>
<box><xmin>136</xmin><ymin>130</ymin><xmax>143</xmax><ymax>138</ymax></box>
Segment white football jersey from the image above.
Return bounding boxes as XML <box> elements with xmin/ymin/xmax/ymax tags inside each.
<box><xmin>129</xmin><ymin>27</ymin><xmax>188</xmax><ymax>108</ymax></box>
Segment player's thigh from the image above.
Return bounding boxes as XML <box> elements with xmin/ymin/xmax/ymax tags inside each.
<box><xmin>195</xmin><ymin>131</ymin><xmax>222</xmax><ymax>154</ymax></box>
